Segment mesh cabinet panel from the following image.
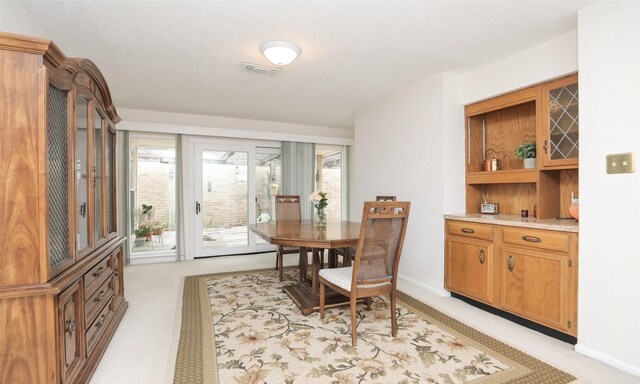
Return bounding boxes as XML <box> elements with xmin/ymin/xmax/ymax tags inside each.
<box><xmin>47</xmin><ymin>85</ymin><xmax>71</xmax><ymax>268</ymax></box>
<box><xmin>106</xmin><ymin>129</ymin><xmax>116</xmax><ymax>234</ymax></box>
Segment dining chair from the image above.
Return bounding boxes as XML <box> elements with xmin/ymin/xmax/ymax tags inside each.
<box><xmin>319</xmin><ymin>200</ymin><xmax>411</xmax><ymax>346</ymax></box>
<box><xmin>274</xmin><ymin>195</ymin><xmax>303</xmax><ymax>282</ymax></box>
<box><xmin>333</xmin><ymin>195</ymin><xmax>397</xmax><ymax>268</ymax></box>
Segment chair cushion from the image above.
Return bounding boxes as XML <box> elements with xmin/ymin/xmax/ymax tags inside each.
<box><xmin>319</xmin><ymin>267</ymin><xmax>390</xmax><ymax>292</ymax></box>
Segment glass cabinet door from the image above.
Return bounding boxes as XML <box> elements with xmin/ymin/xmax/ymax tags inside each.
<box><xmin>76</xmin><ymin>96</ymin><xmax>90</xmax><ymax>253</ymax></box>
<box><xmin>541</xmin><ymin>74</ymin><xmax>579</xmax><ymax>167</ymax></box>
<box><xmin>93</xmin><ymin>109</ymin><xmax>104</xmax><ymax>242</ymax></box>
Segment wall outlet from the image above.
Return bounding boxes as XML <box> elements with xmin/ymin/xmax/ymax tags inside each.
<box><xmin>606</xmin><ymin>152</ymin><xmax>635</xmax><ymax>174</ymax></box>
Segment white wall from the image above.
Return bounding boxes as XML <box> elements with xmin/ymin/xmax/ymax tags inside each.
<box><xmin>461</xmin><ymin>30</ymin><xmax>578</xmax><ymax>104</ymax></box>
<box><xmin>575</xmin><ymin>1</ymin><xmax>640</xmax><ymax>376</ymax></box>
<box><xmin>353</xmin><ymin>73</ymin><xmax>463</xmax><ymax>295</ymax></box>
<box><xmin>0</xmin><ymin>1</ymin><xmax>49</xmax><ymax>37</ymax></box>
<box><xmin>354</xmin><ymin>32</ymin><xmax>578</xmax><ymax>295</ymax></box>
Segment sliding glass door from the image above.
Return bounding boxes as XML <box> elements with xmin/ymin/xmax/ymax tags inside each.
<box><xmin>128</xmin><ymin>134</ymin><xmax>178</xmax><ymax>262</ymax></box>
<box><xmin>194</xmin><ymin>143</ymin><xmax>253</xmax><ymax>256</ymax></box>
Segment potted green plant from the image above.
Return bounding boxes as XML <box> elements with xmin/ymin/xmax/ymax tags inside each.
<box><xmin>515</xmin><ymin>142</ymin><xmax>537</xmax><ymax>169</ymax></box>
<box><xmin>152</xmin><ymin>222</ymin><xmax>166</xmax><ymax>236</ymax></box>
<box><xmin>133</xmin><ymin>225</ymin><xmax>152</xmax><ymax>247</ymax></box>
<box><xmin>139</xmin><ymin>204</ymin><xmax>153</xmax><ymax>220</ymax></box>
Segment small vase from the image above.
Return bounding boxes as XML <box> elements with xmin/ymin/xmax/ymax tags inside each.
<box><xmin>317</xmin><ymin>207</ymin><xmax>327</xmax><ymax>225</ymax></box>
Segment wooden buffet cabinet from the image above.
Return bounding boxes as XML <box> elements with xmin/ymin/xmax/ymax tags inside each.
<box><xmin>0</xmin><ymin>33</ymin><xmax>127</xmax><ymax>383</ymax></box>
<box><xmin>445</xmin><ymin>74</ymin><xmax>580</xmax><ymax>340</ymax></box>
<box><xmin>445</xmin><ymin>216</ymin><xmax>578</xmax><ymax>337</ymax></box>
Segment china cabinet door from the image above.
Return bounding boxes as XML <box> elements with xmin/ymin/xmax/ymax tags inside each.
<box><xmin>105</xmin><ymin>125</ymin><xmax>117</xmax><ymax>237</ymax></box>
<box><xmin>59</xmin><ymin>281</ymin><xmax>84</xmax><ymax>383</ymax></box>
<box><xmin>540</xmin><ymin>74</ymin><xmax>579</xmax><ymax>167</ymax></box>
<box><xmin>76</xmin><ymin>95</ymin><xmax>91</xmax><ymax>258</ymax></box>
<box><xmin>93</xmin><ymin>107</ymin><xmax>106</xmax><ymax>246</ymax></box>
<box><xmin>47</xmin><ymin>82</ymin><xmax>75</xmax><ymax>276</ymax></box>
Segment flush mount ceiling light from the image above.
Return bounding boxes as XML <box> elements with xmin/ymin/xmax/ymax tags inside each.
<box><xmin>261</xmin><ymin>40</ymin><xmax>301</xmax><ymax>66</ymax></box>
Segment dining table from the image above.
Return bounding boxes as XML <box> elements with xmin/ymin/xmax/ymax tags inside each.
<box><xmin>249</xmin><ymin>219</ymin><xmax>361</xmax><ymax>315</ymax></box>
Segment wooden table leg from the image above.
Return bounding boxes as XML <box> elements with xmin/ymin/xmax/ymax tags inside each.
<box><xmin>298</xmin><ymin>247</ymin><xmax>308</xmax><ymax>283</ymax></box>
<box><xmin>312</xmin><ymin>248</ymin><xmax>323</xmax><ymax>295</ymax></box>
<box><xmin>328</xmin><ymin>249</ymin><xmax>337</xmax><ymax>268</ymax></box>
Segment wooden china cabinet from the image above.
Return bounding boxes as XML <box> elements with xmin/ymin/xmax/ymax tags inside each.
<box><xmin>0</xmin><ymin>33</ymin><xmax>127</xmax><ymax>384</ymax></box>
<box><xmin>445</xmin><ymin>73</ymin><xmax>580</xmax><ymax>341</ymax></box>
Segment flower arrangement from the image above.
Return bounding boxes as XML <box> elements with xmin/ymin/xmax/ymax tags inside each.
<box><xmin>308</xmin><ymin>191</ymin><xmax>328</xmax><ymax>210</ymax></box>
<box><xmin>308</xmin><ymin>191</ymin><xmax>328</xmax><ymax>224</ymax></box>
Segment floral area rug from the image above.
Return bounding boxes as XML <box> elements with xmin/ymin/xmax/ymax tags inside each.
<box><xmin>174</xmin><ymin>268</ymin><xmax>575</xmax><ymax>384</ymax></box>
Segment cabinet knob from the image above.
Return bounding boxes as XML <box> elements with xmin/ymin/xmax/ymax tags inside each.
<box><xmin>508</xmin><ymin>255</ymin><xmax>515</xmax><ymax>272</ymax></box>
<box><xmin>93</xmin><ymin>290</ymin><xmax>106</xmax><ymax>303</ymax></box>
<box><xmin>522</xmin><ymin>236</ymin><xmax>541</xmax><ymax>243</ymax></box>
<box><xmin>479</xmin><ymin>249</ymin><xmax>485</xmax><ymax>264</ymax></box>
<box><xmin>92</xmin><ymin>266</ymin><xmax>104</xmax><ymax>277</ymax></box>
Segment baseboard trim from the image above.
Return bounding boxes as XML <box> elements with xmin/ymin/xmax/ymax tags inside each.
<box><xmin>398</xmin><ymin>273</ymin><xmax>451</xmax><ymax>297</ymax></box>
<box><xmin>451</xmin><ymin>293</ymin><xmax>577</xmax><ymax>344</ymax></box>
<box><xmin>575</xmin><ymin>344</ymin><xmax>640</xmax><ymax>378</ymax></box>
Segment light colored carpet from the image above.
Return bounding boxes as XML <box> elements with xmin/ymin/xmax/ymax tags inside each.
<box><xmin>174</xmin><ymin>268</ymin><xmax>575</xmax><ymax>383</ymax></box>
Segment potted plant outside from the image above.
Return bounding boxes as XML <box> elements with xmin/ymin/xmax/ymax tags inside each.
<box><xmin>134</xmin><ymin>225</ymin><xmax>152</xmax><ymax>247</ymax></box>
<box><xmin>139</xmin><ymin>204</ymin><xmax>153</xmax><ymax>221</ymax></box>
<box><xmin>515</xmin><ymin>142</ymin><xmax>537</xmax><ymax>169</ymax></box>
<box><xmin>152</xmin><ymin>222</ymin><xmax>167</xmax><ymax>236</ymax></box>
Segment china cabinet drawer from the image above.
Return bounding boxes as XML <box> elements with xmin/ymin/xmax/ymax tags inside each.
<box><xmin>447</xmin><ymin>220</ymin><xmax>494</xmax><ymax>241</ymax></box>
<box><xmin>84</xmin><ymin>255</ymin><xmax>112</xmax><ymax>297</ymax></box>
<box><xmin>85</xmin><ymin>297</ymin><xmax>114</xmax><ymax>356</ymax></box>
<box><xmin>84</xmin><ymin>278</ymin><xmax>114</xmax><ymax>329</ymax></box>
<box><xmin>502</xmin><ymin>227</ymin><xmax>570</xmax><ymax>253</ymax></box>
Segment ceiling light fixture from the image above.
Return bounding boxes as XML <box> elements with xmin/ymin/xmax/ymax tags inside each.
<box><xmin>261</xmin><ymin>40</ymin><xmax>301</xmax><ymax>66</ymax></box>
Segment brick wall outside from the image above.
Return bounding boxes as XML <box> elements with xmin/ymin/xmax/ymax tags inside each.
<box><xmin>136</xmin><ymin>160</ymin><xmax>175</xmax><ymax>230</ymax></box>
<box><xmin>136</xmin><ymin>161</ymin><xmax>341</xmax><ymax>229</ymax></box>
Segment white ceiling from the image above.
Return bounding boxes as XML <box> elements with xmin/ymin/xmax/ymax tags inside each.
<box><xmin>20</xmin><ymin>1</ymin><xmax>595</xmax><ymax>129</ymax></box>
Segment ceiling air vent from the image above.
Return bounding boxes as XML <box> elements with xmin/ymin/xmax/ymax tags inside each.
<box><xmin>243</xmin><ymin>62</ymin><xmax>282</xmax><ymax>76</ymax></box>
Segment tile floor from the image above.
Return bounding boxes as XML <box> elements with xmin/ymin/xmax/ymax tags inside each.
<box><xmin>89</xmin><ymin>253</ymin><xmax>640</xmax><ymax>384</ymax></box>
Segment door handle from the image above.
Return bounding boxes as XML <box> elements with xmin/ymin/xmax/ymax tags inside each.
<box><xmin>195</xmin><ymin>201</ymin><xmax>201</xmax><ymax>215</ymax></box>
<box><xmin>508</xmin><ymin>255</ymin><xmax>515</xmax><ymax>272</ymax></box>
<box><xmin>479</xmin><ymin>249</ymin><xmax>485</xmax><ymax>264</ymax></box>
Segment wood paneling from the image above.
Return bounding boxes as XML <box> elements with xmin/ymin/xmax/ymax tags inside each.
<box><xmin>0</xmin><ymin>295</ymin><xmax>52</xmax><ymax>384</ymax></box>
<box><xmin>0</xmin><ymin>50</ymin><xmax>42</xmax><ymax>287</ymax></box>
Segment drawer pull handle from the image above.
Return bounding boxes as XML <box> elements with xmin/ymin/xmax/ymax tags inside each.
<box><xmin>95</xmin><ymin>314</ymin><xmax>107</xmax><ymax>330</ymax></box>
<box><xmin>508</xmin><ymin>255</ymin><xmax>515</xmax><ymax>272</ymax></box>
<box><xmin>65</xmin><ymin>318</ymin><xmax>76</xmax><ymax>337</ymax></box>
<box><xmin>93</xmin><ymin>290</ymin><xmax>106</xmax><ymax>303</ymax></box>
<box><xmin>92</xmin><ymin>266</ymin><xmax>104</xmax><ymax>277</ymax></box>
<box><xmin>522</xmin><ymin>236</ymin><xmax>541</xmax><ymax>243</ymax></box>
<box><xmin>461</xmin><ymin>228</ymin><xmax>475</xmax><ymax>234</ymax></box>
<box><xmin>479</xmin><ymin>249</ymin><xmax>485</xmax><ymax>264</ymax></box>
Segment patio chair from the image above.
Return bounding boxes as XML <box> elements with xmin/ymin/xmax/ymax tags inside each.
<box><xmin>319</xmin><ymin>200</ymin><xmax>410</xmax><ymax>346</ymax></box>
<box><xmin>274</xmin><ymin>195</ymin><xmax>303</xmax><ymax>281</ymax></box>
